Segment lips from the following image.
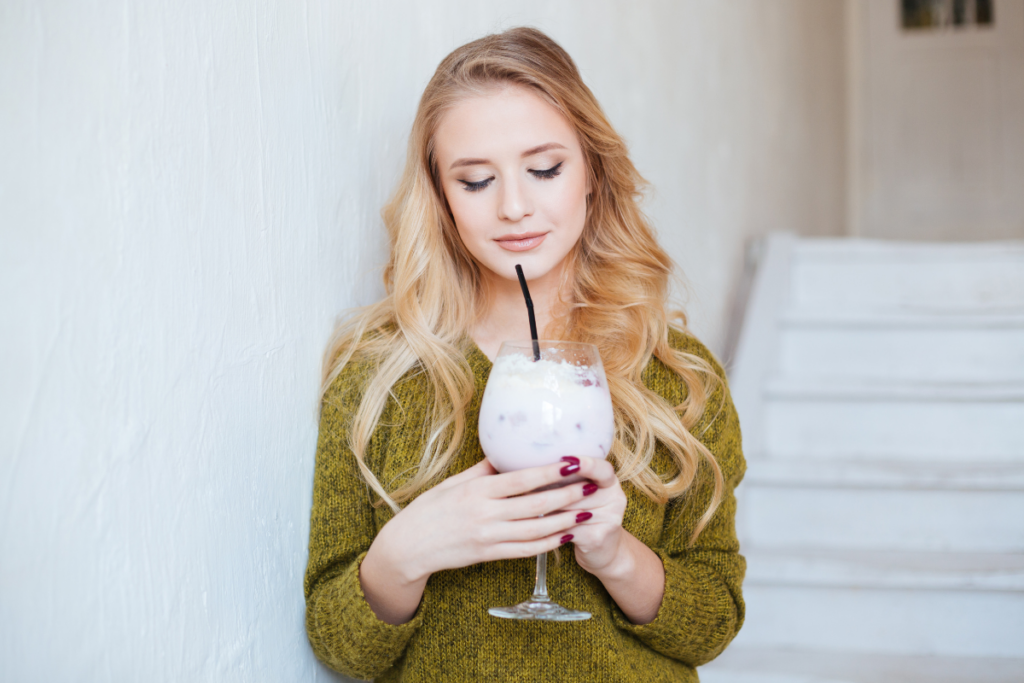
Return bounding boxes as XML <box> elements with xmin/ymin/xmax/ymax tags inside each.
<box><xmin>495</xmin><ymin>232</ymin><xmax>547</xmax><ymax>252</ymax></box>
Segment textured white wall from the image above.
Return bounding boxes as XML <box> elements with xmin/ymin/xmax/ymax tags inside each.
<box><xmin>0</xmin><ymin>1</ymin><xmax>844</xmax><ymax>680</ymax></box>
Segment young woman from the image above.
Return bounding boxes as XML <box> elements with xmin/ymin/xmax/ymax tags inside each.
<box><xmin>304</xmin><ymin>27</ymin><xmax>745</xmax><ymax>682</ymax></box>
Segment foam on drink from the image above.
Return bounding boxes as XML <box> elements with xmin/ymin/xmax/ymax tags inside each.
<box><xmin>479</xmin><ymin>353</ymin><xmax>615</xmax><ymax>473</ymax></box>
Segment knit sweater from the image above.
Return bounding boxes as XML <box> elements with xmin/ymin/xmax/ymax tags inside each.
<box><xmin>304</xmin><ymin>329</ymin><xmax>746</xmax><ymax>682</ymax></box>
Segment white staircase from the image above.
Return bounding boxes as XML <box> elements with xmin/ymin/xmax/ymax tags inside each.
<box><xmin>701</xmin><ymin>236</ymin><xmax>1024</xmax><ymax>683</ymax></box>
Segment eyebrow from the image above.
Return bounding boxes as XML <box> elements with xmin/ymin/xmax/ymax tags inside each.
<box><xmin>447</xmin><ymin>142</ymin><xmax>567</xmax><ymax>171</ymax></box>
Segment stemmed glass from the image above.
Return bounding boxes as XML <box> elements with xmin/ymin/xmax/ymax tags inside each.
<box><xmin>478</xmin><ymin>340</ymin><xmax>614</xmax><ymax>621</ymax></box>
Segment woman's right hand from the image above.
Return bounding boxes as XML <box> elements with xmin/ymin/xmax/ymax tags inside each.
<box><xmin>359</xmin><ymin>457</ymin><xmax>592</xmax><ymax>624</ymax></box>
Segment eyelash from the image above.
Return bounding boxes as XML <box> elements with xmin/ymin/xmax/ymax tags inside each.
<box><xmin>459</xmin><ymin>162</ymin><xmax>564</xmax><ymax>192</ymax></box>
<box><xmin>461</xmin><ymin>178</ymin><xmax>491</xmax><ymax>193</ymax></box>
<box><xmin>531</xmin><ymin>161</ymin><xmax>563</xmax><ymax>180</ymax></box>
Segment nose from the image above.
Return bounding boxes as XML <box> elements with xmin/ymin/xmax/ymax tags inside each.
<box><xmin>497</xmin><ymin>176</ymin><xmax>533</xmax><ymax>222</ymax></box>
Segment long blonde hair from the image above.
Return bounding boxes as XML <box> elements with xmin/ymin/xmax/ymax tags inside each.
<box><xmin>323</xmin><ymin>27</ymin><xmax>724</xmax><ymax>541</ymax></box>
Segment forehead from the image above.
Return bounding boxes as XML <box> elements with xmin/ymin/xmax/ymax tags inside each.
<box><xmin>433</xmin><ymin>85</ymin><xmax>580</xmax><ymax>162</ymax></box>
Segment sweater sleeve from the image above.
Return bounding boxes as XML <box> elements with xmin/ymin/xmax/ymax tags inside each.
<box><xmin>303</xmin><ymin>363</ymin><xmax>423</xmax><ymax>680</ymax></box>
<box><xmin>610</xmin><ymin>334</ymin><xmax>746</xmax><ymax>667</ymax></box>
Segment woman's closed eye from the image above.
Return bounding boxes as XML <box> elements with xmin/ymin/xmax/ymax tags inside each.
<box><xmin>530</xmin><ymin>161</ymin><xmax>563</xmax><ymax>180</ymax></box>
<box><xmin>459</xmin><ymin>177</ymin><xmax>494</xmax><ymax>192</ymax></box>
<box><xmin>458</xmin><ymin>162</ymin><xmax>564</xmax><ymax>193</ymax></box>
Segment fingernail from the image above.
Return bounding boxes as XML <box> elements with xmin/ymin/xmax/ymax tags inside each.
<box><xmin>560</xmin><ymin>534</ymin><xmax>574</xmax><ymax>544</ymax></box>
<box><xmin>583</xmin><ymin>483</ymin><xmax>598</xmax><ymax>496</ymax></box>
<box><xmin>576</xmin><ymin>511</ymin><xmax>592</xmax><ymax>523</ymax></box>
<box><xmin>560</xmin><ymin>462</ymin><xmax>580</xmax><ymax>476</ymax></box>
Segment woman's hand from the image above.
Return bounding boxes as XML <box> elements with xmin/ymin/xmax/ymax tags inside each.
<box><xmin>383</xmin><ymin>458</ymin><xmax>595</xmax><ymax>575</ymax></box>
<box><xmin>555</xmin><ymin>456</ymin><xmax>629</xmax><ymax>576</ymax></box>
<box><xmin>359</xmin><ymin>458</ymin><xmax>594</xmax><ymax>624</ymax></box>
<box><xmin>559</xmin><ymin>456</ymin><xmax>666</xmax><ymax>625</ymax></box>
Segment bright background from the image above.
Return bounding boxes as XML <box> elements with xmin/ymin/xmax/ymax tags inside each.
<box><xmin>10</xmin><ymin>0</ymin><xmax>1007</xmax><ymax>680</ymax></box>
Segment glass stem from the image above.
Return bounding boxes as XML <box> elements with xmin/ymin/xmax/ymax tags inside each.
<box><xmin>530</xmin><ymin>551</ymin><xmax>550</xmax><ymax>602</ymax></box>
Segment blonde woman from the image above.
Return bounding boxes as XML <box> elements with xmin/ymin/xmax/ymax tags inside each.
<box><xmin>305</xmin><ymin>27</ymin><xmax>745</xmax><ymax>682</ymax></box>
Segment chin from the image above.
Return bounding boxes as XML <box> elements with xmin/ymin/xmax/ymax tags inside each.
<box><xmin>510</xmin><ymin>259</ymin><xmax>561</xmax><ymax>283</ymax></box>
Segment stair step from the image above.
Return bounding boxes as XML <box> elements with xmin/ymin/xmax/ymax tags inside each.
<box><xmin>744</xmin><ymin>457</ymin><xmax>1024</xmax><ymax>490</ymax></box>
<box><xmin>701</xmin><ymin>647</ymin><xmax>1024</xmax><ymax>683</ymax></box>
<box><xmin>731</xmin><ymin>550</ymin><xmax>1024</xmax><ymax>658</ymax></box>
<box><xmin>783</xmin><ymin>311</ymin><xmax>1024</xmax><ymax>328</ymax></box>
<box><xmin>740</xmin><ymin>483</ymin><xmax>1024</xmax><ymax>553</ymax></box>
<box><xmin>701</xmin><ymin>671</ymin><xmax>852</xmax><ymax>683</ymax></box>
<box><xmin>731</xmin><ymin>578</ymin><xmax>1024</xmax><ymax>657</ymax></box>
<box><xmin>778</xmin><ymin>312</ymin><xmax>1024</xmax><ymax>382</ymax></box>
<box><xmin>766</xmin><ymin>379</ymin><xmax>1024</xmax><ymax>401</ymax></box>
<box><xmin>743</xmin><ymin>548</ymin><xmax>1024</xmax><ymax>592</ymax></box>
<box><xmin>725</xmin><ymin>236</ymin><xmax>1024</xmax><ymax>664</ymax></box>
<box><xmin>738</xmin><ymin>459</ymin><xmax>1024</xmax><ymax>552</ymax></box>
<box><xmin>763</xmin><ymin>380</ymin><xmax>1024</xmax><ymax>460</ymax></box>
<box><xmin>790</xmin><ymin>239</ymin><xmax>1024</xmax><ymax>312</ymax></box>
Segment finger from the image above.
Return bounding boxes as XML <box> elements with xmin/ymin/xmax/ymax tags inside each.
<box><xmin>556</xmin><ymin>481</ymin><xmax>606</xmax><ymax>511</ymax></box>
<box><xmin>563</xmin><ymin>523</ymin><xmax>623</xmax><ymax>558</ymax></box>
<box><xmin>572</xmin><ymin>456</ymin><xmax>618</xmax><ymax>489</ymax></box>
<box><xmin>486</xmin><ymin>531</ymin><xmax>574</xmax><ymax>562</ymax></box>
<box><xmin>485</xmin><ymin>460</ymin><xmax>579</xmax><ymax>499</ymax></box>
<box><xmin>557</xmin><ymin>479</ymin><xmax>629</xmax><ymax>515</ymax></box>
<box><xmin>494</xmin><ymin>509</ymin><xmax>581</xmax><ymax>542</ymax></box>
<box><xmin>433</xmin><ymin>458</ymin><xmax>497</xmax><ymax>491</ymax></box>
<box><xmin>563</xmin><ymin>525</ymin><xmax>599</xmax><ymax>554</ymax></box>
<box><xmin>501</xmin><ymin>480</ymin><xmax>592</xmax><ymax>520</ymax></box>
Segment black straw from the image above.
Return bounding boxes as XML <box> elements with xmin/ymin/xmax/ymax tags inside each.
<box><xmin>515</xmin><ymin>264</ymin><xmax>541</xmax><ymax>361</ymax></box>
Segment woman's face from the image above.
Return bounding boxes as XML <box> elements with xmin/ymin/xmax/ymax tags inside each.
<box><xmin>433</xmin><ymin>85</ymin><xmax>590</xmax><ymax>288</ymax></box>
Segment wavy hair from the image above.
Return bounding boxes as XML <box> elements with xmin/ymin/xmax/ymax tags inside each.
<box><xmin>322</xmin><ymin>27</ymin><xmax>724</xmax><ymax>542</ymax></box>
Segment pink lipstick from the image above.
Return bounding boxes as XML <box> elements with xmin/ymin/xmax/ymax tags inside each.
<box><xmin>495</xmin><ymin>232</ymin><xmax>547</xmax><ymax>252</ymax></box>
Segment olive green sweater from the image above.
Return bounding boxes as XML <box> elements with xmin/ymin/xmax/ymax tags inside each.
<box><xmin>304</xmin><ymin>330</ymin><xmax>745</xmax><ymax>682</ymax></box>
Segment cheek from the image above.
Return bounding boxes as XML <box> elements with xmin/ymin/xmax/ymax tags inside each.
<box><xmin>443</xmin><ymin>188</ymin><xmax>478</xmax><ymax>235</ymax></box>
<box><xmin>445</xmin><ymin>191</ymin><xmax>494</xmax><ymax>257</ymax></box>
<box><xmin>450</xmin><ymin>205</ymin><xmax>485</xmax><ymax>244</ymax></box>
<box><xmin>550</xmin><ymin>177</ymin><xmax>589</xmax><ymax>230</ymax></box>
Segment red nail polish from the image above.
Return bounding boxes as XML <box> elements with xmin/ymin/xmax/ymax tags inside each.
<box><xmin>582</xmin><ymin>483</ymin><xmax>598</xmax><ymax>496</ymax></box>
<box><xmin>560</xmin><ymin>463</ymin><xmax>580</xmax><ymax>476</ymax></box>
<box><xmin>576</xmin><ymin>511</ymin><xmax>592</xmax><ymax>523</ymax></box>
<box><xmin>560</xmin><ymin>534</ymin><xmax>574</xmax><ymax>544</ymax></box>
<box><xmin>561</xmin><ymin>456</ymin><xmax>580</xmax><ymax>466</ymax></box>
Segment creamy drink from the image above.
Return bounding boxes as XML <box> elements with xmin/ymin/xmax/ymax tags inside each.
<box><xmin>481</xmin><ymin>339</ymin><xmax>612</xmax><ymax>621</ymax></box>
<box><xmin>479</xmin><ymin>347</ymin><xmax>614</xmax><ymax>473</ymax></box>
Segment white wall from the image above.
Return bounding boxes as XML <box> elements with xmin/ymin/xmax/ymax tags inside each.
<box><xmin>0</xmin><ymin>1</ymin><xmax>845</xmax><ymax>680</ymax></box>
<box><xmin>847</xmin><ymin>0</ymin><xmax>1024</xmax><ymax>241</ymax></box>
<box><xmin>615</xmin><ymin>1</ymin><xmax>847</xmax><ymax>346</ymax></box>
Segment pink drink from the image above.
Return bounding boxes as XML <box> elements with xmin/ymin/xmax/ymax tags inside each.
<box><xmin>479</xmin><ymin>353</ymin><xmax>614</xmax><ymax>472</ymax></box>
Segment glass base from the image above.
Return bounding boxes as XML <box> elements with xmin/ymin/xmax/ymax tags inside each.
<box><xmin>488</xmin><ymin>599</ymin><xmax>591</xmax><ymax>622</ymax></box>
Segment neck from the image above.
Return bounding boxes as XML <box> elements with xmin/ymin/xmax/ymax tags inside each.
<box><xmin>472</xmin><ymin>264</ymin><xmax>568</xmax><ymax>360</ymax></box>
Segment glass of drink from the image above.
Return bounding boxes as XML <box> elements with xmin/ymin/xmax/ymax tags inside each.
<box><xmin>478</xmin><ymin>340</ymin><xmax>614</xmax><ymax>621</ymax></box>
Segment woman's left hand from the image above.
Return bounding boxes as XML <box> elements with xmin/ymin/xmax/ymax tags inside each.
<box><xmin>557</xmin><ymin>455</ymin><xmax>666</xmax><ymax>624</ymax></box>
<box><xmin>556</xmin><ymin>455</ymin><xmax>629</xmax><ymax>577</ymax></box>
